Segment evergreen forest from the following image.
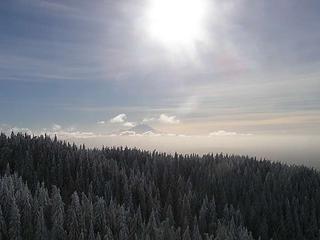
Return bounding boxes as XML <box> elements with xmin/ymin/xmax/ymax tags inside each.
<box><xmin>0</xmin><ymin>133</ymin><xmax>320</xmax><ymax>240</ymax></box>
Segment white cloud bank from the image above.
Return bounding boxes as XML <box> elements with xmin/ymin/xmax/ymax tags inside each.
<box><xmin>2</xmin><ymin>123</ymin><xmax>252</xmax><ymax>141</ymax></box>
<box><xmin>123</xmin><ymin>122</ymin><xmax>136</xmax><ymax>127</ymax></box>
<box><xmin>209</xmin><ymin>130</ymin><xmax>252</xmax><ymax>136</ymax></box>
<box><xmin>107</xmin><ymin>114</ymin><xmax>135</xmax><ymax>128</ymax></box>
<box><xmin>100</xmin><ymin>114</ymin><xmax>180</xmax><ymax>127</ymax></box>
<box><xmin>52</xmin><ymin>124</ymin><xmax>62</xmax><ymax>131</ymax></box>
<box><xmin>40</xmin><ymin>124</ymin><xmax>97</xmax><ymax>139</ymax></box>
<box><xmin>46</xmin><ymin>130</ymin><xmax>96</xmax><ymax>139</ymax></box>
<box><xmin>159</xmin><ymin>114</ymin><xmax>180</xmax><ymax>124</ymax></box>
<box><xmin>117</xmin><ymin>130</ymin><xmax>169</xmax><ymax>137</ymax></box>
<box><xmin>119</xmin><ymin>130</ymin><xmax>137</xmax><ymax>136</ymax></box>
<box><xmin>0</xmin><ymin>124</ymin><xmax>33</xmax><ymax>135</ymax></box>
<box><xmin>142</xmin><ymin>117</ymin><xmax>155</xmax><ymax>123</ymax></box>
<box><xmin>110</xmin><ymin>114</ymin><xmax>127</xmax><ymax>123</ymax></box>
<box><xmin>209</xmin><ymin>130</ymin><xmax>237</xmax><ymax>136</ymax></box>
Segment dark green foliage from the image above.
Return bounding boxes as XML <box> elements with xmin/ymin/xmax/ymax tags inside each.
<box><xmin>0</xmin><ymin>133</ymin><xmax>319</xmax><ymax>239</ymax></box>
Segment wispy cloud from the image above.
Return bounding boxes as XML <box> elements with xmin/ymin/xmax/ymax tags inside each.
<box><xmin>142</xmin><ymin>117</ymin><xmax>155</xmax><ymax>123</ymax></box>
<box><xmin>101</xmin><ymin>114</ymin><xmax>136</xmax><ymax>127</ymax></box>
<box><xmin>123</xmin><ymin>122</ymin><xmax>136</xmax><ymax>127</ymax></box>
<box><xmin>141</xmin><ymin>131</ymin><xmax>161</xmax><ymax>136</ymax></box>
<box><xmin>209</xmin><ymin>130</ymin><xmax>252</xmax><ymax>136</ymax></box>
<box><xmin>46</xmin><ymin>130</ymin><xmax>96</xmax><ymax>139</ymax></box>
<box><xmin>118</xmin><ymin>130</ymin><xmax>163</xmax><ymax>137</ymax></box>
<box><xmin>209</xmin><ymin>130</ymin><xmax>237</xmax><ymax>136</ymax></box>
<box><xmin>52</xmin><ymin>124</ymin><xmax>62</xmax><ymax>131</ymax></box>
<box><xmin>159</xmin><ymin>114</ymin><xmax>180</xmax><ymax>124</ymax></box>
<box><xmin>177</xmin><ymin>95</ymin><xmax>200</xmax><ymax>115</ymax></box>
<box><xmin>119</xmin><ymin>130</ymin><xmax>137</xmax><ymax>136</ymax></box>
<box><xmin>110</xmin><ymin>114</ymin><xmax>127</xmax><ymax>123</ymax></box>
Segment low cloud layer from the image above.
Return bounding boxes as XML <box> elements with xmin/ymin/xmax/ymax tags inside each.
<box><xmin>117</xmin><ymin>130</ymin><xmax>184</xmax><ymax>137</ymax></box>
<box><xmin>2</xmin><ymin>122</ymin><xmax>320</xmax><ymax>168</ymax></box>
<box><xmin>98</xmin><ymin>113</ymin><xmax>181</xmax><ymax>130</ymax></box>
<box><xmin>209</xmin><ymin>130</ymin><xmax>237</xmax><ymax>136</ymax></box>
<box><xmin>209</xmin><ymin>130</ymin><xmax>252</xmax><ymax>136</ymax></box>
<box><xmin>42</xmin><ymin>124</ymin><xmax>97</xmax><ymax>139</ymax></box>
<box><xmin>52</xmin><ymin>124</ymin><xmax>62</xmax><ymax>131</ymax></box>
<box><xmin>0</xmin><ymin>124</ymin><xmax>33</xmax><ymax>135</ymax></box>
<box><xmin>0</xmin><ymin>123</ymin><xmax>97</xmax><ymax>139</ymax></box>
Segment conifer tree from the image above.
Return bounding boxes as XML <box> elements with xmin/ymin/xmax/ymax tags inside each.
<box><xmin>182</xmin><ymin>226</ymin><xmax>191</xmax><ymax>240</ymax></box>
<box><xmin>35</xmin><ymin>207</ymin><xmax>48</xmax><ymax>240</ymax></box>
<box><xmin>1</xmin><ymin>133</ymin><xmax>320</xmax><ymax>240</ymax></box>
<box><xmin>193</xmin><ymin>217</ymin><xmax>203</xmax><ymax>240</ymax></box>
<box><xmin>103</xmin><ymin>226</ymin><xmax>114</xmax><ymax>240</ymax></box>
<box><xmin>8</xmin><ymin>199</ymin><xmax>21</xmax><ymax>240</ymax></box>
<box><xmin>0</xmin><ymin>206</ymin><xmax>6</xmax><ymax>240</ymax></box>
<box><xmin>51</xmin><ymin>186</ymin><xmax>65</xmax><ymax>240</ymax></box>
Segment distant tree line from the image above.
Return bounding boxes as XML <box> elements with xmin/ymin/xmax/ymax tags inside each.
<box><xmin>0</xmin><ymin>133</ymin><xmax>320</xmax><ymax>239</ymax></box>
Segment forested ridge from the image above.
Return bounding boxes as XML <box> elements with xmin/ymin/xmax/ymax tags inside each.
<box><xmin>0</xmin><ymin>133</ymin><xmax>320</xmax><ymax>240</ymax></box>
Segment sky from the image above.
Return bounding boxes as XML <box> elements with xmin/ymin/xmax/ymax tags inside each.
<box><xmin>0</xmin><ymin>0</ymin><xmax>320</xmax><ymax>166</ymax></box>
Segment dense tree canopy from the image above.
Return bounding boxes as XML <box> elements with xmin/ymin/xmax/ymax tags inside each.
<box><xmin>0</xmin><ymin>133</ymin><xmax>320</xmax><ymax>239</ymax></box>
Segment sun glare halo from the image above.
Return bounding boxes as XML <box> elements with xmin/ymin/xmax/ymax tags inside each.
<box><xmin>145</xmin><ymin>0</ymin><xmax>208</xmax><ymax>48</ymax></box>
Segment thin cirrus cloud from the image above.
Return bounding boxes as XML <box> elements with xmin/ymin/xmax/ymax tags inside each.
<box><xmin>0</xmin><ymin>0</ymin><xmax>319</xmax><ymax>145</ymax></box>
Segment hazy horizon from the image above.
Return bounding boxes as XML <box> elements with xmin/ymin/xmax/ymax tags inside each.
<box><xmin>2</xmin><ymin>131</ymin><xmax>319</xmax><ymax>168</ymax></box>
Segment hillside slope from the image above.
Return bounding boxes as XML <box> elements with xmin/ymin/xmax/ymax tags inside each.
<box><xmin>0</xmin><ymin>133</ymin><xmax>320</xmax><ymax>239</ymax></box>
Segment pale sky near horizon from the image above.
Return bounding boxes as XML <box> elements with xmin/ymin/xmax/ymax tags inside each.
<box><xmin>0</xmin><ymin>0</ymin><xmax>320</xmax><ymax>165</ymax></box>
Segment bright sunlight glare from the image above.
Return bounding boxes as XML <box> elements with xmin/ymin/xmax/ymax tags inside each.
<box><xmin>145</xmin><ymin>0</ymin><xmax>208</xmax><ymax>48</ymax></box>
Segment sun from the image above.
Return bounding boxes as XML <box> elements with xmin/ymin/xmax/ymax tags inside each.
<box><xmin>145</xmin><ymin>0</ymin><xmax>208</xmax><ymax>48</ymax></box>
